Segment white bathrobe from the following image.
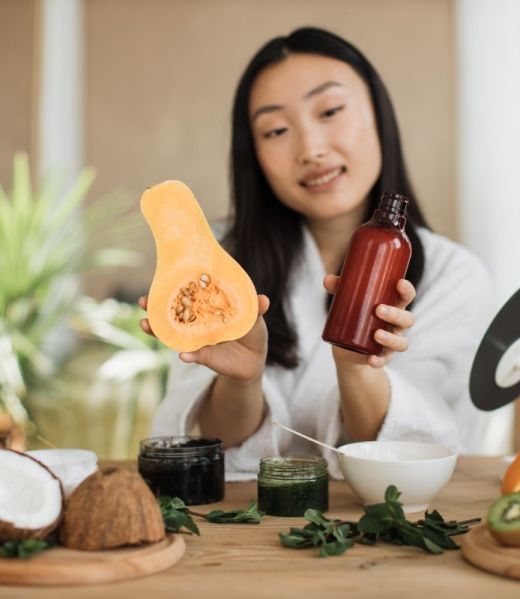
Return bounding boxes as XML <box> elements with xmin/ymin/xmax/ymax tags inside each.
<box><xmin>151</xmin><ymin>227</ymin><xmax>495</xmax><ymax>480</ymax></box>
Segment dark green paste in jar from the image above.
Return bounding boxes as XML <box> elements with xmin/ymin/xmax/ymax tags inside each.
<box><xmin>138</xmin><ymin>436</ymin><xmax>224</xmax><ymax>505</ymax></box>
<box><xmin>257</xmin><ymin>456</ymin><xmax>329</xmax><ymax>517</ymax></box>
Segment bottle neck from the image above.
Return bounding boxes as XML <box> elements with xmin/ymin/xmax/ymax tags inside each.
<box><xmin>372</xmin><ymin>209</ymin><xmax>407</xmax><ymax>230</ymax></box>
<box><xmin>373</xmin><ymin>192</ymin><xmax>410</xmax><ymax>230</ymax></box>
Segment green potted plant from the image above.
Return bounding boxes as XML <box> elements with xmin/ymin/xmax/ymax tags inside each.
<box><xmin>0</xmin><ymin>152</ymin><xmax>143</xmax><ymax>449</ymax></box>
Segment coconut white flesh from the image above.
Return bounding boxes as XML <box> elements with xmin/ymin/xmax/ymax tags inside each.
<box><xmin>0</xmin><ymin>450</ymin><xmax>62</xmax><ymax>530</ymax></box>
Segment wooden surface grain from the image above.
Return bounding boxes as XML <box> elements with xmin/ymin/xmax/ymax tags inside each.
<box><xmin>0</xmin><ymin>534</ymin><xmax>185</xmax><ymax>586</ymax></box>
<box><xmin>2</xmin><ymin>456</ymin><xmax>520</xmax><ymax>598</ymax></box>
<box><xmin>462</xmin><ymin>523</ymin><xmax>520</xmax><ymax>580</ymax></box>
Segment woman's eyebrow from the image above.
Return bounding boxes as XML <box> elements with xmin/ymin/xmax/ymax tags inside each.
<box><xmin>251</xmin><ymin>103</ymin><xmax>283</xmax><ymax>122</ymax></box>
<box><xmin>303</xmin><ymin>80</ymin><xmax>343</xmax><ymax>99</ymax></box>
<box><xmin>251</xmin><ymin>81</ymin><xmax>344</xmax><ymax>122</ymax></box>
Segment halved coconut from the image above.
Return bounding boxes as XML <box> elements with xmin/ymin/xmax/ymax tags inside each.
<box><xmin>59</xmin><ymin>467</ymin><xmax>165</xmax><ymax>551</ymax></box>
<box><xmin>0</xmin><ymin>448</ymin><xmax>64</xmax><ymax>541</ymax></box>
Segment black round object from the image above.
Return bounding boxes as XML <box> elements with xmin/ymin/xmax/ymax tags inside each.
<box><xmin>138</xmin><ymin>436</ymin><xmax>225</xmax><ymax>505</ymax></box>
<box><xmin>470</xmin><ymin>289</ymin><xmax>520</xmax><ymax>411</ymax></box>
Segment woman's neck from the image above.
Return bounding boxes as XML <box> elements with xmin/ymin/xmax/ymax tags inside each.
<box><xmin>305</xmin><ymin>209</ymin><xmax>366</xmax><ymax>274</ymax></box>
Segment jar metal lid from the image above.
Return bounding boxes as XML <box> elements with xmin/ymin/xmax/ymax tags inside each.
<box><xmin>258</xmin><ymin>456</ymin><xmax>328</xmax><ymax>480</ymax></box>
<box><xmin>139</xmin><ymin>436</ymin><xmax>223</xmax><ymax>458</ymax></box>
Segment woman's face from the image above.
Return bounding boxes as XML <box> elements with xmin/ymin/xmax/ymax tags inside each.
<box><xmin>249</xmin><ymin>53</ymin><xmax>382</xmax><ymax>223</ymax></box>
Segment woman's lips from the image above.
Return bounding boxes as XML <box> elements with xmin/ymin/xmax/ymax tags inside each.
<box><xmin>300</xmin><ymin>166</ymin><xmax>346</xmax><ymax>188</ymax></box>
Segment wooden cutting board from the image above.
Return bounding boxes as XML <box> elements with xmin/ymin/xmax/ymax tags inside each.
<box><xmin>462</xmin><ymin>523</ymin><xmax>520</xmax><ymax>579</ymax></box>
<box><xmin>0</xmin><ymin>533</ymin><xmax>185</xmax><ymax>586</ymax></box>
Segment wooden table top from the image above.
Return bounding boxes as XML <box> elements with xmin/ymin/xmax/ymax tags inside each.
<box><xmin>3</xmin><ymin>456</ymin><xmax>520</xmax><ymax>598</ymax></box>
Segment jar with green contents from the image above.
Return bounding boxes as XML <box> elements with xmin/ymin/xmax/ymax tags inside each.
<box><xmin>257</xmin><ymin>456</ymin><xmax>329</xmax><ymax>517</ymax></box>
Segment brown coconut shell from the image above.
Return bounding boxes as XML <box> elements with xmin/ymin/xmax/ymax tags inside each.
<box><xmin>59</xmin><ymin>466</ymin><xmax>165</xmax><ymax>551</ymax></box>
<box><xmin>0</xmin><ymin>449</ymin><xmax>64</xmax><ymax>541</ymax></box>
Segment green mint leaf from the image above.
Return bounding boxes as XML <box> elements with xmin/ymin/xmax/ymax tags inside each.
<box><xmin>357</xmin><ymin>534</ymin><xmax>378</xmax><ymax>545</ymax></box>
<box><xmin>386</xmin><ymin>500</ymin><xmax>406</xmax><ymax>523</ymax></box>
<box><xmin>158</xmin><ymin>495</ymin><xmax>187</xmax><ymax>511</ymax></box>
<box><xmin>421</xmin><ymin>511</ymin><xmax>480</xmax><ymax>538</ymax></box>
<box><xmin>397</xmin><ymin>523</ymin><xmax>426</xmax><ymax>549</ymax></box>
<box><xmin>303</xmin><ymin>509</ymin><xmax>332</xmax><ymax>528</ymax></box>
<box><xmin>384</xmin><ymin>485</ymin><xmax>401</xmax><ymax>503</ymax></box>
<box><xmin>0</xmin><ymin>538</ymin><xmax>53</xmax><ymax>559</ymax></box>
<box><xmin>278</xmin><ymin>485</ymin><xmax>481</xmax><ymax>557</ymax></box>
<box><xmin>279</xmin><ymin>532</ymin><xmax>314</xmax><ymax>549</ymax></box>
<box><xmin>332</xmin><ymin>523</ymin><xmax>351</xmax><ymax>543</ymax></box>
<box><xmin>312</xmin><ymin>530</ymin><xmax>327</xmax><ymax>546</ymax></box>
<box><xmin>289</xmin><ymin>527</ymin><xmax>315</xmax><ymax>539</ymax></box>
<box><xmin>302</xmin><ymin>522</ymin><xmax>322</xmax><ymax>534</ymax></box>
<box><xmin>163</xmin><ymin>509</ymin><xmax>200</xmax><ymax>535</ymax></box>
<box><xmin>380</xmin><ymin>532</ymin><xmax>405</xmax><ymax>546</ymax></box>
<box><xmin>357</xmin><ymin>513</ymin><xmax>385</xmax><ymax>535</ymax></box>
<box><xmin>424</xmin><ymin>509</ymin><xmax>444</xmax><ymax>524</ymax></box>
<box><xmin>421</xmin><ymin>526</ymin><xmax>459</xmax><ymax>550</ymax></box>
<box><xmin>279</xmin><ymin>513</ymin><xmax>354</xmax><ymax>557</ymax></box>
<box><xmin>206</xmin><ymin>500</ymin><xmax>265</xmax><ymax>524</ymax></box>
<box><xmin>362</xmin><ymin>502</ymin><xmax>394</xmax><ymax>524</ymax></box>
<box><xmin>319</xmin><ymin>540</ymin><xmax>352</xmax><ymax>557</ymax></box>
<box><xmin>158</xmin><ymin>496</ymin><xmax>200</xmax><ymax>535</ymax></box>
<box><xmin>421</xmin><ymin>536</ymin><xmax>444</xmax><ymax>555</ymax></box>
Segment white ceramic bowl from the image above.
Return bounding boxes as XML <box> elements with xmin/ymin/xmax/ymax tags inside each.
<box><xmin>337</xmin><ymin>441</ymin><xmax>457</xmax><ymax>513</ymax></box>
<box><xmin>27</xmin><ymin>449</ymin><xmax>98</xmax><ymax>497</ymax></box>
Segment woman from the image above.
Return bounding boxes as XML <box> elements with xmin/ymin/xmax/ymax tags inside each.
<box><xmin>141</xmin><ymin>28</ymin><xmax>493</xmax><ymax>479</ymax></box>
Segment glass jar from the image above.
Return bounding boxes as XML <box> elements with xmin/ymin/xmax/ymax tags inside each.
<box><xmin>257</xmin><ymin>456</ymin><xmax>329</xmax><ymax>517</ymax></box>
<box><xmin>138</xmin><ymin>436</ymin><xmax>224</xmax><ymax>505</ymax></box>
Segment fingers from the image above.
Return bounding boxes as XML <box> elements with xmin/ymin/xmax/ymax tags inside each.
<box><xmin>258</xmin><ymin>294</ymin><xmax>270</xmax><ymax>317</ymax></box>
<box><xmin>374</xmin><ymin>328</ymin><xmax>409</xmax><ymax>352</ymax></box>
<box><xmin>367</xmin><ymin>354</ymin><xmax>385</xmax><ymax>368</ymax></box>
<box><xmin>179</xmin><ymin>295</ymin><xmax>271</xmax><ymax>368</ymax></box>
<box><xmin>138</xmin><ymin>295</ymin><xmax>156</xmax><ymax>337</ymax></box>
<box><xmin>323</xmin><ymin>274</ymin><xmax>340</xmax><ymax>294</ymax></box>
<box><xmin>179</xmin><ymin>346</ymin><xmax>220</xmax><ymax>369</ymax></box>
<box><xmin>395</xmin><ymin>279</ymin><xmax>416</xmax><ymax>309</ymax></box>
<box><xmin>139</xmin><ymin>318</ymin><xmax>156</xmax><ymax>337</ymax></box>
<box><xmin>375</xmin><ymin>304</ymin><xmax>415</xmax><ymax>330</ymax></box>
<box><xmin>359</xmin><ymin>280</ymin><xmax>416</xmax><ymax>369</ymax></box>
<box><xmin>179</xmin><ymin>350</ymin><xmax>197</xmax><ymax>363</ymax></box>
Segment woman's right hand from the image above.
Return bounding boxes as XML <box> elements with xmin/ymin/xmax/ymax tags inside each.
<box><xmin>138</xmin><ymin>294</ymin><xmax>270</xmax><ymax>384</ymax></box>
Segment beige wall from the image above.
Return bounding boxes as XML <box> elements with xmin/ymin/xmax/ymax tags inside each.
<box><xmin>0</xmin><ymin>0</ymin><xmax>38</xmax><ymax>183</ymax></box>
<box><xmin>85</xmin><ymin>0</ymin><xmax>456</xmax><ymax>299</ymax></box>
<box><xmin>1</xmin><ymin>0</ymin><xmax>456</xmax><ymax>299</ymax></box>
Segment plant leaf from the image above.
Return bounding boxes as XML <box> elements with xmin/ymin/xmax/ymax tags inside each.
<box><xmin>0</xmin><ymin>538</ymin><xmax>53</xmax><ymax>559</ymax></box>
<box><xmin>384</xmin><ymin>485</ymin><xmax>401</xmax><ymax>503</ymax></box>
<box><xmin>278</xmin><ymin>485</ymin><xmax>481</xmax><ymax>557</ymax></box>
<box><xmin>158</xmin><ymin>496</ymin><xmax>200</xmax><ymax>535</ymax></box>
<box><xmin>304</xmin><ymin>509</ymin><xmax>332</xmax><ymax>528</ymax></box>
<box><xmin>279</xmin><ymin>532</ymin><xmax>314</xmax><ymax>549</ymax></box>
<box><xmin>319</xmin><ymin>540</ymin><xmax>353</xmax><ymax>557</ymax></box>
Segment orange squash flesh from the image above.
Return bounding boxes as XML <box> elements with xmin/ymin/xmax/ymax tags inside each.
<box><xmin>141</xmin><ymin>180</ymin><xmax>258</xmax><ymax>352</ymax></box>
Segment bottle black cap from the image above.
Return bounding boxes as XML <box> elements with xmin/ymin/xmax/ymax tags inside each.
<box><xmin>379</xmin><ymin>192</ymin><xmax>409</xmax><ymax>216</ymax></box>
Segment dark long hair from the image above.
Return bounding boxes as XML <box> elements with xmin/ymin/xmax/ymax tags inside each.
<box><xmin>226</xmin><ymin>27</ymin><xmax>430</xmax><ymax>368</ymax></box>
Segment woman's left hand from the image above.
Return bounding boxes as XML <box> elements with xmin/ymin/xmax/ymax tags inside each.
<box><xmin>323</xmin><ymin>276</ymin><xmax>416</xmax><ymax>369</ymax></box>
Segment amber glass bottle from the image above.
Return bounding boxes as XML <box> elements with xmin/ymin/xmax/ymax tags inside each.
<box><xmin>322</xmin><ymin>192</ymin><xmax>412</xmax><ymax>356</ymax></box>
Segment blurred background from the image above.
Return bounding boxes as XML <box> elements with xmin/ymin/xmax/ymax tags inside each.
<box><xmin>1</xmin><ymin>0</ymin><xmax>519</xmax><ymax>457</ymax></box>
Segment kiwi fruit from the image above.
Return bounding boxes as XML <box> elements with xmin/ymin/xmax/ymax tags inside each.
<box><xmin>487</xmin><ymin>492</ymin><xmax>520</xmax><ymax>546</ymax></box>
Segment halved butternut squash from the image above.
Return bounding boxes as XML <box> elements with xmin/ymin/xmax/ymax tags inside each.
<box><xmin>141</xmin><ymin>180</ymin><xmax>258</xmax><ymax>352</ymax></box>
